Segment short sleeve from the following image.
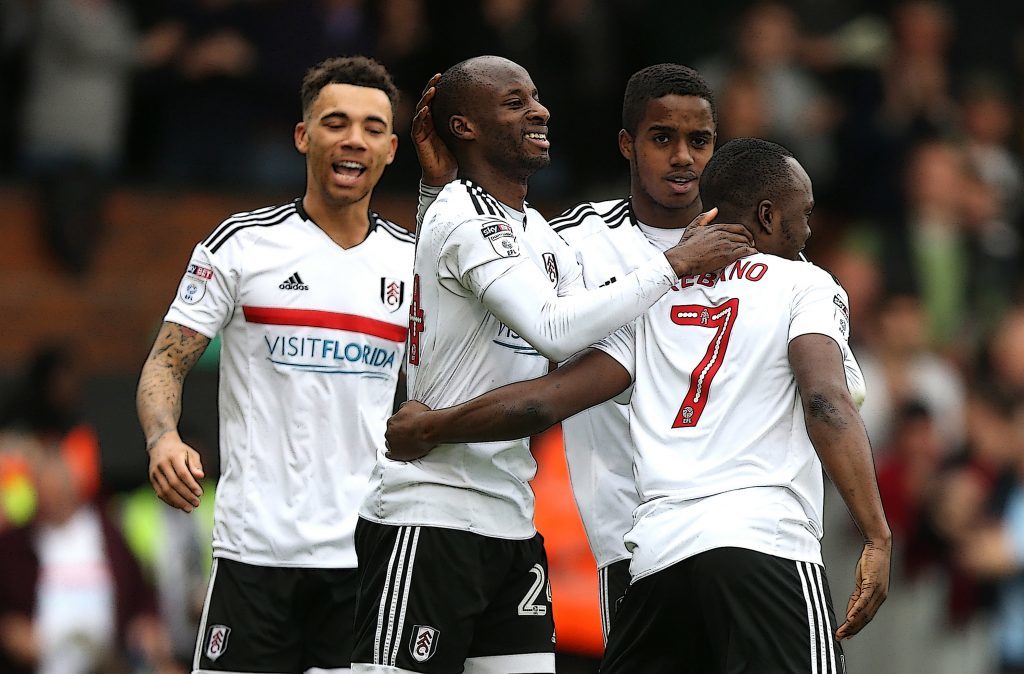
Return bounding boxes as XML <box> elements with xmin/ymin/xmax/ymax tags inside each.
<box><xmin>164</xmin><ymin>244</ymin><xmax>237</xmax><ymax>338</ymax></box>
<box><xmin>789</xmin><ymin>266</ymin><xmax>851</xmax><ymax>348</ymax></box>
<box><xmin>438</xmin><ymin>218</ymin><xmax>525</xmax><ymax>298</ymax></box>
<box><xmin>593</xmin><ymin>321</ymin><xmax>638</xmax><ymax>382</ymax></box>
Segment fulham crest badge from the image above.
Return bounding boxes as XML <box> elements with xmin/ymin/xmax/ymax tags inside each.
<box><xmin>409</xmin><ymin>625</ymin><xmax>439</xmax><ymax>663</ymax></box>
<box><xmin>205</xmin><ymin>624</ymin><xmax>231</xmax><ymax>662</ymax></box>
<box><xmin>381</xmin><ymin>277</ymin><xmax>405</xmax><ymax>313</ymax></box>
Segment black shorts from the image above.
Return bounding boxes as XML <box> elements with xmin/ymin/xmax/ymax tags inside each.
<box><xmin>601</xmin><ymin>547</ymin><xmax>846</xmax><ymax>674</ymax></box>
<box><xmin>193</xmin><ymin>557</ymin><xmax>357</xmax><ymax>673</ymax></box>
<box><xmin>598</xmin><ymin>558</ymin><xmax>631</xmax><ymax>641</ymax></box>
<box><xmin>352</xmin><ymin>519</ymin><xmax>556</xmax><ymax>673</ymax></box>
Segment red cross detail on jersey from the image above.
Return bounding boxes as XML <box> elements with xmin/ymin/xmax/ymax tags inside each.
<box><xmin>408</xmin><ymin>274</ymin><xmax>424</xmax><ymax>365</ymax></box>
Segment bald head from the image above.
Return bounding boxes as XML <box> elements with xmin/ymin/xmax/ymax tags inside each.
<box><xmin>431</xmin><ymin>56</ymin><xmax>529</xmax><ymax>154</ymax></box>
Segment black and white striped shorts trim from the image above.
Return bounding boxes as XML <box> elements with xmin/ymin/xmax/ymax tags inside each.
<box><xmin>598</xmin><ymin>566</ymin><xmax>611</xmax><ymax>642</ymax></box>
<box><xmin>796</xmin><ymin>560</ymin><xmax>844</xmax><ymax>674</ymax></box>
<box><xmin>372</xmin><ymin>526</ymin><xmax>422</xmax><ymax>667</ymax></box>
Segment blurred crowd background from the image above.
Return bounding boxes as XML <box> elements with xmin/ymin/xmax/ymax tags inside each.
<box><xmin>2</xmin><ymin>0</ymin><xmax>1024</xmax><ymax>672</ymax></box>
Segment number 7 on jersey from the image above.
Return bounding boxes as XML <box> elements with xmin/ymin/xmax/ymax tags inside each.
<box><xmin>670</xmin><ymin>298</ymin><xmax>740</xmax><ymax>428</ymax></box>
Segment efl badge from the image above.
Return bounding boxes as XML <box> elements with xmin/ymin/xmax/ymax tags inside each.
<box><xmin>381</xmin><ymin>277</ymin><xmax>405</xmax><ymax>312</ymax></box>
<box><xmin>481</xmin><ymin>222</ymin><xmax>520</xmax><ymax>258</ymax></box>
<box><xmin>409</xmin><ymin>625</ymin><xmax>439</xmax><ymax>663</ymax></box>
<box><xmin>178</xmin><ymin>262</ymin><xmax>212</xmax><ymax>305</ymax></box>
<box><xmin>205</xmin><ymin>624</ymin><xmax>231</xmax><ymax>662</ymax></box>
<box><xmin>542</xmin><ymin>252</ymin><xmax>558</xmax><ymax>284</ymax></box>
<box><xmin>833</xmin><ymin>294</ymin><xmax>850</xmax><ymax>338</ymax></box>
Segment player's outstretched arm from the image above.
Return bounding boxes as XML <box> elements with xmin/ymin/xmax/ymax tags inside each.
<box><xmin>385</xmin><ymin>348</ymin><xmax>630</xmax><ymax>461</ymax></box>
<box><xmin>481</xmin><ymin>209</ymin><xmax>754</xmax><ymax>363</ymax></box>
<box><xmin>136</xmin><ymin>321</ymin><xmax>210</xmax><ymax>513</ymax></box>
<box><xmin>790</xmin><ymin>333</ymin><xmax>892</xmax><ymax>640</ymax></box>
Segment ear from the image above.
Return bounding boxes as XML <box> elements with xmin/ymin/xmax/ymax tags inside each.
<box><xmin>757</xmin><ymin>199</ymin><xmax>774</xmax><ymax>234</ymax></box>
<box><xmin>618</xmin><ymin>129</ymin><xmax>634</xmax><ymax>161</ymax></box>
<box><xmin>450</xmin><ymin>114</ymin><xmax>475</xmax><ymax>141</ymax></box>
<box><xmin>386</xmin><ymin>133</ymin><xmax>398</xmax><ymax>165</ymax></box>
<box><xmin>294</xmin><ymin>121</ymin><xmax>309</xmax><ymax>155</ymax></box>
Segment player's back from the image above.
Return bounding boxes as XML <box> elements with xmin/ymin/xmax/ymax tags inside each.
<box><xmin>598</xmin><ymin>253</ymin><xmax>857</xmax><ymax>575</ymax></box>
<box><xmin>628</xmin><ymin>253</ymin><xmax>848</xmax><ymax>501</ymax></box>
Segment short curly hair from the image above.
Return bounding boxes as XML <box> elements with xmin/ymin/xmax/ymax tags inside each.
<box><xmin>300</xmin><ymin>55</ymin><xmax>400</xmax><ymax>121</ymax></box>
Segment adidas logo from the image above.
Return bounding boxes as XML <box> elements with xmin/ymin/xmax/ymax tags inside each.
<box><xmin>279</xmin><ymin>272</ymin><xmax>309</xmax><ymax>291</ymax></box>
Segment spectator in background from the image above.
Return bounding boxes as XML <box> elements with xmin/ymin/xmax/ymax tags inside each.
<box><xmin>18</xmin><ymin>0</ymin><xmax>184</xmax><ymax>274</ymax></box>
<box><xmin>857</xmin><ymin>292</ymin><xmax>966</xmax><ymax>454</ymax></box>
<box><xmin>832</xmin><ymin>0</ymin><xmax>959</xmax><ymax>221</ymax></box>
<box><xmin>980</xmin><ymin>307</ymin><xmax>1024</xmax><ymax>404</ymax></box>
<box><xmin>960</xmin><ymin>74</ymin><xmax>1024</xmax><ymax>223</ymax></box>
<box><xmin>881</xmin><ymin>140</ymin><xmax>971</xmax><ymax>349</ymax></box>
<box><xmin>960</xmin><ymin>163</ymin><xmax>1022</xmax><ymax>336</ymax></box>
<box><xmin>0</xmin><ymin>345</ymin><xmax>102</xmax><ymax>504</ymax></box>
<box><xmin>698</xmin><ymin>1</ymin><xmax>837</xmax><ymax>184</ymax></box>
<box><xmin>957</xmin><ymin>448</ymin><xmax>1024</xmax><ymax>674</ymax></box>
<box><xmin>876</xmin><ymin>402</ymin><xmax>945</xmax><ymax>547</ymax></box>
<box><xmin>0</xmin><ymin>449</ymin><xmax>180</xmax><ymax>674</ymax></box>
<box><xmin>18</xmin><ymin>0</ymin><xmax>139</xmax><ymax>275</ymax></box>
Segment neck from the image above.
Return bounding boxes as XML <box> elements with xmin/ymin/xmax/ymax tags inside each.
<box><xmin>302</xmin><ymin>190</ymin><xmax>372</xmax><ymax>249</ymax></box>
<box><xmin>631</xmin><ymin>188</ymin><xmax>703</xmax><ymax>230</ymax></box>
<box><xmin>459</xmin><ymin>162</ymin><xmax>528</xmax><ymax>211</ymax></box>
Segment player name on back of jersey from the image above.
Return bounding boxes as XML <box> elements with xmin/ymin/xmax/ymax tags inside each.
<box><xmin>673</xmin><ymin>257</ymin><xmax>769</xmax><ymax>291</ymax></box>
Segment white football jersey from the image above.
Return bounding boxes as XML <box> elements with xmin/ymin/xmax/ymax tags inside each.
<box><xmin>595</xmin><ymin>253</ymin><xmax>863</xmax><ymax>580</ymax></box>
<box><xmin>360</xmin><ymin>179</ymin><xmax>583</xmax><ymax>539</ymax></box>
<box><xmin>550</xmin><ymin>199</ymin><xmax>655</xmax><ymax>569</ymax></box>
<box><xmin>165</xmin><ymin>200</ymin><xmax>414</xmax><ymax>568</ymax></box>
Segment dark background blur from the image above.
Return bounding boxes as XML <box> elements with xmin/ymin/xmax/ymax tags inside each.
<box><xmin>3</xmin><ymin>0</ymin><xmax>1024</xmax><ymax>672</ymax></box>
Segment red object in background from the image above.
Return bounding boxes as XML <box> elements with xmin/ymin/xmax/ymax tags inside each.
<box><xmin>62</xmin><ymin>424</ymin><xmax>101</xmax><ymax>502</ymax></box>
<box><xmin>531</xmin><ymin>424</ymin><xmax>604</xmax><ymax>658</ymax></box>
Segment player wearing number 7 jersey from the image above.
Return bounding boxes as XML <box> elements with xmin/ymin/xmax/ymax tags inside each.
<box><xmin>386</xmin><ymin>138</ymin><xmax>892</xmax><ymax>673</ymax></box>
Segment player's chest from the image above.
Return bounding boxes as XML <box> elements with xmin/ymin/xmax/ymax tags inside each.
<box><xmin>237</xmin><ymin>244</ymin><xmax>410</xmax><ymax>319</ymax></box>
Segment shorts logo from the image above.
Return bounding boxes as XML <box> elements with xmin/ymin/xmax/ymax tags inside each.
<box><xmin>205</xmin><ymin>624</ymin><xmax>231</xmax><ymax>662</ymax></box>
<box><xmin>409</xmin><ymin>625</ymin><xmax>439</xmax><ymax>663</ymax></box>
<box><xmin>481</xmin><ymin>221</ymin><xmax>520</xmax><ymax>258</ymax></box>
<box><xmin>542</xmin><ymin>252</ymin><xmax>558</xmax><ymax>284</ymax></box>
<box><xmin>381</xmin><ymin>277</ymin><xmax>405</xmax><ymax>312</ymax></box>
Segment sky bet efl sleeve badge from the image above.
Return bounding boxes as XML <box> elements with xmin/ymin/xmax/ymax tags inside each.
<box><xmin>179</xmin><ymin>261</ymin><xmax>213</xmax><ymax>305</ymax></box>
<box><xmin>481</xmin><ymin>220</ymin><xmax>520</xmax><ymax>258</ymax></box>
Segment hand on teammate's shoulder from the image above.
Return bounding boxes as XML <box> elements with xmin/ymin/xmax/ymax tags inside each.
<box><xmin>665</xmin><ymin>207</ymin><xmax>756</xmax><ymax>277</ymax></box>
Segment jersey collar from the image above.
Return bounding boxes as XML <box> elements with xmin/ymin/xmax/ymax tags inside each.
<box><xmin>294</xmin><ymin>197</ymin><xmax>380</xmax><ymax>235</ymax></box>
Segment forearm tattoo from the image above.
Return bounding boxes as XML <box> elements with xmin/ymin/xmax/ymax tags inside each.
<box><xmin>807</xmin><ymin>392</ymin><xmax>848</xmax><ymax>430</ymax></box>
<box><xmin>137</xmin><ymin>323</ymin><xmax>210</xmax><ymax>449</ymax></box>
